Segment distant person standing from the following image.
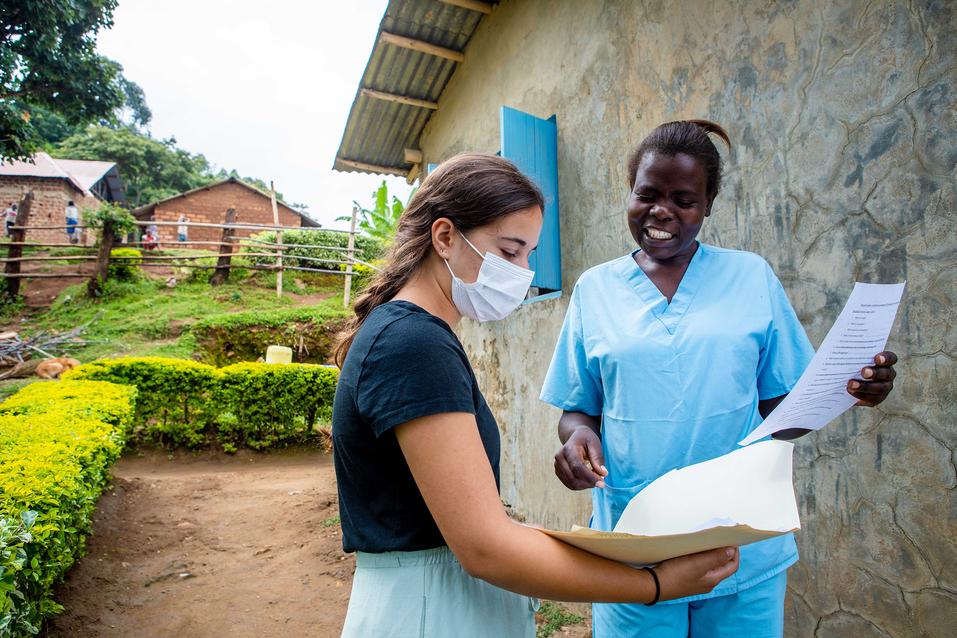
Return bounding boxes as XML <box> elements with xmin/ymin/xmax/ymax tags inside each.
<box><xmin>4</xmin><ymin>203</ymin><xmax>17</xmax><ymax>238</ymax></box>
<box><xmin>177</xmin><ymin>214</ymin><xmax>188</xmax><ymax>243</ymax></box>
<box><xmin>65</xmin><ymin>200</ymin><xmax>80</xmax><ymax>244</ymax></box>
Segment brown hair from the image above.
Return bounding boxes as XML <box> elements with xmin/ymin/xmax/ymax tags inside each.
<box><xmin>334</xmin><ymin>152</ymin><xmax>544</xmax><ymax>367</ymax></box>
<box><xmin>626</xmin><ymin>120</ymin><xmax>732</xmax><ymax>199</ymax></box>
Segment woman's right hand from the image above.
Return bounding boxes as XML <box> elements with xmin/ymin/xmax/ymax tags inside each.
<box><xmin>554</xmin><ymin>425</ymin><xmax>608</xmax><ymax>490</ymax></box>
<box><xmin>653</xmin><ymin>547</ymin><xmax>740</xmax><ymax>601</ymax></box>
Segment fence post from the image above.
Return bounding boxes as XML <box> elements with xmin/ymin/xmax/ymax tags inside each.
<box><xmin>87</xmin><ymin>220</ymin><xmax>116</xmax><ymax>298</ymax></box>
<box><xmin>270</xmin><ymin>181</ymin><xmax>282</xmax><ymax>299</ymax></box>
<box><xmin>209</xmin><ymin>208</ymin><xmax>236</xmax><ymax>286</ymax></box>
<box><xmin>3</xmin><ymin>191</ymin><xmax>33</xmax><ymax>300</ymax></box>
<box><xmin>343</xmin><ymin>205</ymin><xmax>358</xmax><ymax>307</ymax></box>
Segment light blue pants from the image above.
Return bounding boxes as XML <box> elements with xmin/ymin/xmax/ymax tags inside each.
<box><xmin>341</xmin><ymin>546</ymin><xmax>538</xmax><ymax>638</ymax></box>
<box><xmin>592</xmin><ymin>571</ymin><xmax>787</xmax><ymax>638</ymax></box>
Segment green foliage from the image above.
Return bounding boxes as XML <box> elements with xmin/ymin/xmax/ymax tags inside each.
<box><xmin>0</xmin><ymin>379</ymin><xmax>136</xmax><ymax>637</ymax></box>
<box><xmin>107</xmin><ymin>247</ymin><xmax>142</xmax><ymax>281</ymax></box>
<box><xmin>62</xmin><ymin>357</ymin><xmax>218</xmax><ymax>448</ymax></box>
<box><xmin>190</xmin><ymin>302</ymin><xmax>349</xmax><ymax>366</ymax></box>
<box><xmin>244</xmin><ymin>229</ymin><xmax>383</xmax><ymax>271</ymax></box>
<box><xmin>214</xmin><ymin>362</ymin><xmax>338</xmax><ymax>450</ymax></box>
<box><xmin>0</xmin><ymin>1</ymin><xmax>128</xmax><ymax>161</ymax></box>
<box><xmin>54</xmin><ymin>126</ymin><xmax>214</xmax><ymax>207</ymax></box>
<box><xmin>535</xmin><ymin>601</ymin><xmax>585</xmax><ymax>638</ymax></box>
<box><xmin>85</xmin><ymin>201</ymin><xmax>136</xmax><ymax>236</ymax></box>
<box><xmin>63</xmin><ymin>357</ymin><xmax>339</xmax><ymax>451</ymax></box>
<box><xmin>337</xmin><ymin>180</ymin><xmax>415</xmax><ymax>247</ymax></box>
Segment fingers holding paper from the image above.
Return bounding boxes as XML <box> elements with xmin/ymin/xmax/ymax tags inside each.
<box><xmin>656</xmin><ymin>546</ymin><xmax>740</xmax><ymax>601</ymax></box>
<box><xmin>847</xmin><ymin>350</ymin><xmax>898</xmax><ymax>407</ymax></box>
<box><xmin>555</xmin><ymin>426</ymin><xmax>608</xmax><ymax>490</ymax></box>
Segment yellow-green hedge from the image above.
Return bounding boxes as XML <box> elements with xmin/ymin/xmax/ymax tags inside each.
<box><xmin>0</xmin><ymin>380</ymin><xmax>136</xmax><ymax>637</ymax></box>
<box><xmin>63</xmin><ymin>357</ymin><xmax>339</xmax><ymax>450</ymax></box>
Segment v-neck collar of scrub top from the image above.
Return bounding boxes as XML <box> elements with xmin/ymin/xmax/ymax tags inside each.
<box><xmin>623</xmin><ymin>241</ymin><xmax>708</xmax><ymax>336</ymax></box>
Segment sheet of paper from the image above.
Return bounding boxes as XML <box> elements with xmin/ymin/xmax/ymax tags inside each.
<box><xmin>542</xmin><ymin>440</ymin><xmax>799</xmax><ymax>565</ymax></box>
<box><xmin>738</xmin><ymin>282</ymin><xmax>905</xmax><ymax>446</ymax></box>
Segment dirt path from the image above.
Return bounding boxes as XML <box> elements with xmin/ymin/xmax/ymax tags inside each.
<box><xmin>42</xmin><ymin>447</ymin><xmax>590</xmax><ymax>637</ymax></box>
<box><xmin>44</xmin><ymin>447</ymin><xmax>352</xmax><ymax>637</ymax></box>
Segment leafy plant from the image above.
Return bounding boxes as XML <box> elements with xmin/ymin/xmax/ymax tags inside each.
<box><xmin>535</xmin><ymin>601</ymin><xmax>585</xmax><ymax>638</ymax></box>
<box><xmin>85</xmin><ymin>201</ymin><xmax>136</xmax><ymax>236</ymax></box>
<box><xmin>337</xmin><ymin>180</ymin><xmax>416</xmax><ymax>247</ymax></box>
<box><xmin>0</xmin><ymin>380</ymin><xmax>136</xmax><ymax>637</ymax></box>
<box><xmin>108</xmin><ymin>247</ymin><xmax>142</xmax><ymax>281</ymax></box>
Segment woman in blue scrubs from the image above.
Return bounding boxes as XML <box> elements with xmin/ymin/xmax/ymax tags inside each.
<box><xmin>541</xmin><ymin>121</ymin><xmax>898</xmax><ymax>638</ymax></box>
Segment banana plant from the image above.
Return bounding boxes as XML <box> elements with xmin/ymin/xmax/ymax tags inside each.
<box><xmin>338</xmin><ymin>180</ymin><xmax>415</xmax><ymax>247</ymax></box>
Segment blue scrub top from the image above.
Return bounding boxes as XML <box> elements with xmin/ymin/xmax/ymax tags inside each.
<box><xmin>541</xmin><ymin>243</ymin><xmax>814</xmax><ymax>602</ymax></box>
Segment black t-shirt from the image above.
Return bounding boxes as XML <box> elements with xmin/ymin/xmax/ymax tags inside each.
<box><xmin>332</xmin><ymin>300</ymin><xmax>501</xmax><ymax>553</ymax></box>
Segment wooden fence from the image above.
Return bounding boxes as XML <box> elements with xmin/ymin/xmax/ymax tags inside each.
<box><xmin>1</xmin><ymin>192</ymin><xmax>370</xmax><ymax>305</ymax></box>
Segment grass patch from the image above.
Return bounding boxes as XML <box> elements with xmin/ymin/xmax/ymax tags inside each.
<box><xmin>536</xmin><ymin>601</ymin><xmax>585</xmax><ymax>638</ymax></box>
<box><xmin>321</xmin><ymin>516</ymin><xmax>340</xmax><ymax>528</ymax></box>
<box><xmin>0</xmin><ymin>378</ymin><xmax>37</xmax><ymax>402</ymax></box>
<box><xmin>29</xmin><ymin>275</ymin><xmax>343</xmax><ymax>362</ymax></box>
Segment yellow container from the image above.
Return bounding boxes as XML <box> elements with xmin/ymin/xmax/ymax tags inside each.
<box><xmin>265</xmin><ymin>345</ymin><xmax>293</xmax><ymax>364</ymax></box>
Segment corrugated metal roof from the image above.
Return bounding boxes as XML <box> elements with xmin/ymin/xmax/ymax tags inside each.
<box><xmin>0</xmin><ymin>153</ymin><xmax>127</xmax><ymax>203</ymax></box>
<box><xmin>333</xmin><ymin>0</ymin><xmax>495</xmax><ymax>176</ymax></box>
<box><xmin>0</xmin><ymin>152</ymin><xmax>88</xmax><ymax>194</ymax></box>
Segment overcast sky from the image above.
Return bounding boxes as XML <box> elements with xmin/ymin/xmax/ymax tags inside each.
<box><xmin>96</xmin><ymin>0</ymin><xmax>414</xmax><ymax>230</ymax></box>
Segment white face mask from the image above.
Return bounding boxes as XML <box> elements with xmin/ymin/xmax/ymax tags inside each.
<box><xmin>445</xmin><ymin>231</ymin><xmax>534</xmax><ymax>322</ymax></box>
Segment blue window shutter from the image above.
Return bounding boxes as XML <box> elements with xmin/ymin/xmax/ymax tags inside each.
<box><xmin>500</xmin><ymin>106</ymin><xmax>561</xmax><ymax>292</ymax></box>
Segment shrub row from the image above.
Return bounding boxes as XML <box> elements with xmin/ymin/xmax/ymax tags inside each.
<box><xmin>244</xmin><ymin>229</ymin><xmax>383</xmax><ymax>267</ymax></box>
<box><xmin>0</xmin><ymin>380</ymin><xmax>137</xmax><ymax>637</ymax></box>
<box><xmin>63</xmin><ymin>357</ymin><xmax>339</xmax><ymax>451</ymax></box>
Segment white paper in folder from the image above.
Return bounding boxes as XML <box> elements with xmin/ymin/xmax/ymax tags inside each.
<box><xmin>542</xmin><ymin>440</ymin><xmax>799</xmax><ymax>565</ymax></box>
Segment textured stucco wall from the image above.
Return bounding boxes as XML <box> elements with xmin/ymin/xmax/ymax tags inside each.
<box><xmin>417</xmin><ymin>0</ymin><xmax>955</xmax><ymax>635</ymax></box>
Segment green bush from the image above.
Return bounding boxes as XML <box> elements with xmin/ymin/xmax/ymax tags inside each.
<box><xmin>0</xmin><ymin>380</ymin><xmax>136</xmax><ymax>637</ymax></box>
<box><xmin>107</xmin><ymin>247</ymin><xmax>142</xmax><ymax>281</ymax></box>
<box><xmin>63</xmin><ymin>357</ymin><xmax>339</xmax><ymax>450</ymax></box>
<box><xmin>190</xmin><ymin>304</ymin><xmax>349</xmax><ymax>366</ymax></box>
<box><xmin>243</xmin><ymin>229</ymin><xmax>383</xmax><ymax>271</ymax></box>
<box><xmin>62</xmin><ymin>357</ymin><xmax>218</xmax><ymax>448</ymax></box>
<box><xmin>214</xmin><ymin>362</ymin><xmax>338</xmax><ymax>449</ymax></box>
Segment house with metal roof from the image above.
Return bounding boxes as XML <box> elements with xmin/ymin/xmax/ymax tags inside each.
<box><xmin>332</xmin><ymin>2</ymin><xmax>955</xmax><ymax>635</ymax></box>
<box><xmin>0</xmin><ymin>152</ymin><xmax>126</xmax><ymax>244</ymax></box>
<box><xmin>131</xmin><ymin>177</ymin><xmax>319</xmax><ymax>248</ymax></box>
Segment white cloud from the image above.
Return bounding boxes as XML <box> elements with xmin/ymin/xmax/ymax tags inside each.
<box><xmin>96</xmin><ymin>0</ymin><xmax>415</xmax><ymax>229</ymax></box>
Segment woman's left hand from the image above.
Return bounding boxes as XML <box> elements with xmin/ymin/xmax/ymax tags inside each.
<box><xmin>847</xmin><ymin>351</ymin><xmax>898</xmax><ymax>407</ymax></box>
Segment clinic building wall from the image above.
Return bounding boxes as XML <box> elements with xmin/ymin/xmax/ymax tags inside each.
<box><xmin>417</xmin><ymin>1</ymin><xmax>956</xmax><ymax>635</ymax></box>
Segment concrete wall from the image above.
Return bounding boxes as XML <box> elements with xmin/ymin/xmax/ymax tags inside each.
<box><xmin>418</xmin><ymin>1</ymin><xmax>956</xmax><ymax>635</ymax></box>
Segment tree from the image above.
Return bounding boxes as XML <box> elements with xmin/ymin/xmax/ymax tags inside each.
<box><xmin>55</xmin><ymin>126</ymin><xmax>214</xmax><ymax>206</ymax></box>
<box><xmin>339</xmin><ymin>180</ymin><xmax>414</xmax><ymax>247</ymax></box>
<box><xmin>0</xmin><ymin>1</ymin><xmax>126</xmax><ymax>161</ymax></box>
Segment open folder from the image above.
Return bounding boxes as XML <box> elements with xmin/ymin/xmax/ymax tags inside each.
<box><xmin>542</xmin><ymin>440</ymin><xmax>799</xmax><ymax>566</ymax></box>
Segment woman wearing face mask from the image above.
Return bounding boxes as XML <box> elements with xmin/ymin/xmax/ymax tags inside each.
<box><xmin>333</xmin><ymin>153</ymin><xmax>740</xmax><ymax>637</ymax></box>
<box><xmin>541</xmin><ymin>121</ymin><xmax>898</xmax><ymax>637</ymax></box>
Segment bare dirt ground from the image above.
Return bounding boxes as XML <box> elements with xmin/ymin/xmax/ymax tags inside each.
<box><xmin>42</xmin><ymin>447</ymin><xmax>591</xmax><ymax>638</ymax></box>
<box><xmin>44</xmin><ymin>447</ymin><xmax>353</xmax><ymax>637</ymax></box>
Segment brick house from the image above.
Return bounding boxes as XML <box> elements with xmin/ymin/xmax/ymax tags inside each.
<box><xmin>132</xmin><ymin>177</ymin><xmax>319</xmax><ymax>248</ymax></box>
<box><xmin>0</xmin><ymin>152</ymin><xmax>126</xmax><ymax>245</ymax></box>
